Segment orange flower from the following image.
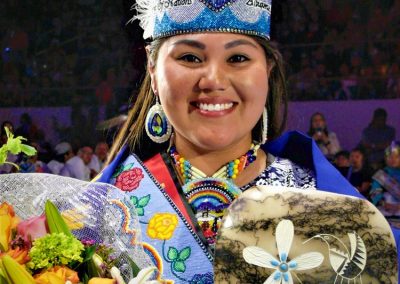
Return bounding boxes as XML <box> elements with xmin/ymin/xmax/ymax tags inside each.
<box><xmin>34</xmin><ymin>266</ymin><xmax>79</xmax><ymax>284</ymax></box>
<box><xmin>0</xmin><ymin>202</ymin><xmax>20</xmax><ymax>252</ymax></box>
<box><xmin>147</xmin><ymin>213</ymin><xmax>179</xmax><ymax>240</ymax></box>
<box><xmin>88</xmin><ymin>278</ymin><xmax>116</xmax><ymax>284</ymax></box>
<box><xmin>6</xmin><ymin>247</ymin><xmax>30</xmax><ymax>264</ymax></box>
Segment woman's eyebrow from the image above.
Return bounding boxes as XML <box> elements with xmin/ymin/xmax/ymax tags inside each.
<box><xmin>171</xmin><ymin>39</ymin><xmax>206</xmax><ymax>50</ymax></box>
<box><xmin>224</xmin><ymin>39</ymin><xmax>258</xmax><ymax>49</ymax></box>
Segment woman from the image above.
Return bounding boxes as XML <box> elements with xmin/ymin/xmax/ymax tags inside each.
<box><xmin>97</xmin><ymin>0</ymin><xmax>399</xmax><ymax>282</ymax></box>
<box><xmin>307</xmin><ymin>112</ymin><xmax>341</xmax><ymax>160</ymax></box>
<box><xmin>370</xmin><ymin>142</ymin><xmax>400</xmax><ymax>221</ymax></box>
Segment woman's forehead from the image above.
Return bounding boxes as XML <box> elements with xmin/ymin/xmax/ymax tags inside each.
<box><xmin>164</xmin><ymin>32</ymin><xmax>260</xmax><ymax>47</ymax></box>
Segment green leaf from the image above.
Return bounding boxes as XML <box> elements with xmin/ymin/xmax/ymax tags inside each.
<box><xmin>6</xmin><ymin>138</ymin><xmax>22</xmax><ymax>154</ymax></box>
<box><xmin>178</xmin><ymin>247</ymin><xmax>191</xmax><ymax>261</ymax></box>
<box><xmin>136</xmin><ymin>207</ymin><xmax>144</xmax><ymax>216</ymax></box>
<box><xmin>173</xmin><ymin>261</ymin><xmax>186</xmax><ymax>273</ymax></box>
<box><xmin>167</xmin><ymin>247</ymin><xmax>179</xmax><ymax>261</ymax></box>
<box><xmin>138</xmin><ymin>194</ymin><xmax>151</xmax><ymax>207</ymax></box>
<box><xmin>123</xmin><ymin>163</ymin><xmax>135</xmax><ymax>171</ymax></box>
<box><xmin>20</xmin><ymin>144</ymin><xmax>37</xmax><ymax>156</ymax></box>
<box><xmin>130</xmin><ymin>196</ymin><xmax>138</xmax><ymax>206</ymax></box>
<box><xmin>111</xmin><ymin>165</ymin><xmax>124</xmax><ymax>178</ymax></box>
<box><xmin>0</xmin><ymin>146</ymin><xmax>7</xmax><ymax>164</ymax></box>
<box><xmin>45</xmin><ymin>200</ymin><xmax>73</xmax><ymax>236</ymax></box>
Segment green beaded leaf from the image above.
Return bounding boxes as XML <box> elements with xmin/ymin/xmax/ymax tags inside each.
<box><xmin>130</xmin><ymin>196</ymin><xmax>139</xmax><ymax>206</ymax></box>
<box><xmin>136</xmin><ymin>207</ymin><xmax>144</xmax><ymax>216</ymax></box>
<box><xmin>178</xmin><ymin>247</ymin><xmax>191</xmax><ymax>261</ymax></box>
<box><xmin>167</xmin><ymin>247</ymin><xmax>179</xmax><ymax>261</ymax></box>
<box><xmin>138</xmin><ymin>195</ymin><xmax>151</xmax><ymax>207</ymax></box>
<box><xmin>123</xmin><ymin>163</ymin><xmax>135</xmax><ymax>171</ymax></box>
<box><xmin>173</xmin><ymin>261</ymin><xmax>186</xmax><ymax>273</ymax></box>
<box><xmin>112</xmin><ymin>164</ymin><xmax>125</xmax><ymax>178</ymax></box>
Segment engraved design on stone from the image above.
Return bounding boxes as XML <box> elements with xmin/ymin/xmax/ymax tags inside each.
<box><xmin>305</xmin><ymin>232</ymin><xmax>367</xmax><ymax>284</ymax></box>
<box><xmin>243</xmin><ymin>219</ymin><xmax>324</xmax><ymax>283</ymax></box>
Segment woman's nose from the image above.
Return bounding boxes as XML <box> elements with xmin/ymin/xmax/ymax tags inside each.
<box><xmin>198</xmin><ymin>63</ymin><xmax>228</xmax><ymax>92</ymax></box>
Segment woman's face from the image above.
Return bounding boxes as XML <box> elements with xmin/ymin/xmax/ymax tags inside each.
<box><xmin>311</xmin><ymin>114</ymin><xmax>326</xmax><ymax>129</ymax></box>
<box><xmin>150</xmin><ymin>33</ymin><xmax>269</xmax><ymax>151</ymax></box>
<box><xmin>386</xmin><ymin>152</ymin><xmax>400</xmax><ymax>168</ymax></box>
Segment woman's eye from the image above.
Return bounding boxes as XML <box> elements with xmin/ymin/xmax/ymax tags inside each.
<box><xmin>228</xmin><ymin>55</ymin><xmax>249</xmax><ymax>63</ymax></box>
<box><xmin>178</xmin><ymin>54</ymin><xmax>201</xmax><ymax>63</ymax></box>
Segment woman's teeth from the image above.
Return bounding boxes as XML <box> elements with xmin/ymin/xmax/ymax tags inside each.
<box><xmin>198</xmin><ymin>103</ymin><xmax>234</xmax><ymax>111</ymax></box>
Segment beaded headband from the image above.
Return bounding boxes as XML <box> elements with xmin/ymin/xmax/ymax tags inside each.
<box><xmin>132</xmin><ymin>0</ymin><xmax>272</xmax><ymax>40</ymax></box>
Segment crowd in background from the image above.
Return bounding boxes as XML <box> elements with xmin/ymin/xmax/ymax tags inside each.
<box><xmin>0</xmin><ymin>0</ymin><xmax>399</xmax><ymax>111</ymax></box>
<box><xmin>0</xmin><ymin>0</ymin><xmax>142</xmax><ymax>112</ymax></box>
<box><xmin>275</xmin><ymin>0</ymin><xmax>400</xmax><ymax>100</ymax></box>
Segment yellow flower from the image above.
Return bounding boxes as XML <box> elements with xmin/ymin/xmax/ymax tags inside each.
<box><xmin>34</xmin><ymin>266</ymin><xmax>80</xmax><ymax>284</ymax></box>
<box><xmin>0</xmin><ymin>202</ymin><xmax>20</xmax><ymax>252</ymax></box>
<box><xmin>88</xmin><ymin>278</ymin><xmax>116</xmax><ymax>284</ymax></box>
<box><xmin>147</xmin><ymin>213</ymin><xmax>179</xmax><ymax>240</ymax></box>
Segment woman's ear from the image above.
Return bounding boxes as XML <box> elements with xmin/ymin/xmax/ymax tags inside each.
<box><xmin>146</xmin><ymin>45</ymin><xmax>157</xmax><ymax>94</ymax></box>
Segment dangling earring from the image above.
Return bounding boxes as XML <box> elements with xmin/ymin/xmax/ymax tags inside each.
<box><xmin>261</xmin><ymin>107</ymin><xmax>268</xmax><ymax>144</ymax></box>
<box><xmin>145</xmin><ymin>95</ymin><xmax>172</xmax><ymax>143</ymax></box>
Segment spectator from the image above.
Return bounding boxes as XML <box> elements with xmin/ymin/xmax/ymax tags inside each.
<box><xmin>14</xmin><ymin>113</ymin><xmax>39</xmax><ymax>142</ymax></box>
<box><xmin>0</xmin><ymin>121</ymin><xmax>14</xmax><ymax>145</ymax></box>
<box><xmin>348</xmin><ymin>147</ymin><xmax>373</xmax><ymax>198</ymax></box>
<box><xmin>88</xmin><ymin>141</ymin><xmax>109</xmax><ymax>175</ymax></box>
<box><xmin>370</xmin><ymin>142</ymin><xmax>400</xmax><ymax>223</ymax></box>
<box><xmin>360</xmin><ymin>108</ymin><xmax>396</xmax><ymax>170</ymax></box>
<box><xmin>308</xmin><ymin>112</ymin><xmax>341</xmax><ymax>161</ymax></box>
<box><xmin>47</xmin><ymin>142</ymin><xmax>74</xmax><ymax>175</ymax></box>
<box><xmin>60</xmin><ymin>146</ymin><xmax>93</xmax><ymax>181</ymax></box>
<box><xmin>18</xmin><ymin>142</ymin><xmax>50</xmax><ymax>173</ymax></box>
<box><xmin>333</xmin><ymin>150</ymin><xmax>351</xmax><ymax>178</ymax></box>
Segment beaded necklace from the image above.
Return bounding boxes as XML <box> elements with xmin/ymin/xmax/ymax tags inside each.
<box><xmin>168</xmin><ymin>143</ymin><xmax>260</xmax><ymax>252</ymax></box>
<box><xmin>168</xmin><ymin>143</ymin><xmax>260</xmax><ymax>184</ymax></box>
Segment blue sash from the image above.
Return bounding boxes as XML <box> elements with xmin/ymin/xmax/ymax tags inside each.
<box><xmin>98</xmin><ymin>131</ymin><xmax>400</xmax><ymax>282</ymax></box>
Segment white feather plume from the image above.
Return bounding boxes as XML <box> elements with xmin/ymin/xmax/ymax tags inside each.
<box><xmin>128</xmin><ymin>0</ymin><xmax>158</xmax><ymax>39</ymax></box>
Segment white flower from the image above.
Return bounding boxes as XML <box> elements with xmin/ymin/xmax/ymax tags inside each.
<box><xmin>243</xmin><ymin>219</ymin><xmax>324</xmax><ymax>284</ymax></box>
<box><xmin>111</xmin><ymin>266</ymin><xmax>126</xmax><ymax>284</ymax></box>
<box><xmin>128</xmin><ymin>266</ymin><xmax>157</xmax><ymax>284</ymax></box>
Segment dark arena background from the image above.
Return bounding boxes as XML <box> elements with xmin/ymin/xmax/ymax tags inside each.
<box><xmin>0</xmin><ymin>0</ymin><xmax>399</xmax><ymax>171</ymax></box>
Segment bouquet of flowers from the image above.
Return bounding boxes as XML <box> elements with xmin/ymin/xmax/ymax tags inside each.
<box><xmin>0</xmin><ymin>173</ymin><xmax>156</xmax><ymax>284</ymax></box>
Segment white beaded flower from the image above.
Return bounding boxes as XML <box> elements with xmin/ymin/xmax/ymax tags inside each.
<box><xmin>243</xmin><ymin>219</ymin><xmax>324</xmax><ymax>284</ymax></box>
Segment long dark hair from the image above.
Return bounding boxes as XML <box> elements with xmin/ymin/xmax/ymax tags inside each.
<box><xmin>107</xmin><ymin>35</ymin><xmax>289</xmax><ymax>163</ymax></box>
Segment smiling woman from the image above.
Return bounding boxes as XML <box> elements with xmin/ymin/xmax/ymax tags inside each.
<box><xmin>95</xmin><ymin>0</ymin><xmax>400</xmax><ymax>282</ymax></box>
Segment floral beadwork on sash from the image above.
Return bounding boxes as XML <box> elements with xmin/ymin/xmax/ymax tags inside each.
<box><xmin>110</xmin><ymin>156</ymin><xmax>213</xmax><ymax>283</ymax></box>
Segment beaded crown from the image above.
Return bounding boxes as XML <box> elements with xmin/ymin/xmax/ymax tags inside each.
<box><xmin>132</xmin><ymin>0</ymin><xmax>272</xmax><ymax>39</ymax></box>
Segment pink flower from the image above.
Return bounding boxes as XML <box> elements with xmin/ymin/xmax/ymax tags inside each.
<box><xmin>115</xmin><ymin>168</ymin><xmax>144</xmax><ymax>192</ymax></box>
<box><xmin>17</xmin><ymin>214</ymin><xmax>48</xmax><ymax>247</ymax></box>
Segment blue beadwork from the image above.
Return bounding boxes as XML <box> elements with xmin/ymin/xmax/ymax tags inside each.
<box><xmin>153</xmin><ymin>0</ymin><xmax>271</xmax><ymax>39</ymax></box>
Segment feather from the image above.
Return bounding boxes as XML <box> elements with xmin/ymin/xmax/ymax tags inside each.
<box><xmin>129</xmin><ymin>0</ymin><xmax>158</xmax><ymax>39</ymax></box>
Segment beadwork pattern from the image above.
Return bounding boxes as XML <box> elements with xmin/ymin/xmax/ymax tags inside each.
<box><xmin>169</xmin><ymin>143</ymin><xmax>260</xmax><ymax>184</ymax></box>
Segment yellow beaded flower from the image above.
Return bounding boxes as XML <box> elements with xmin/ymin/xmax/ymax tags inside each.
<box><xmin>147</xmin><ymin>213</ymin><xmax>179</xmax><ymax>240</ymax></box>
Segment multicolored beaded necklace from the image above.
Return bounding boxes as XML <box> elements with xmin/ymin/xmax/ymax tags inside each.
<box><xmin>168</xmin><ymin>143</ymin><xmax>261</xmax><ymax>253</ymax></box>
<box><xmin>169</xmin><ymin>143</ymin><xmax>260</xmax><ymax>184</ymax></box>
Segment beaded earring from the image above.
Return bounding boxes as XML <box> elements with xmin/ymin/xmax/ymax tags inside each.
<box><xmin>145</xmin><ymin>96</ymin><xmax>172</xmax><ymax>143</ymax></box>
<box><xmin>261</xmin><ymin>107</ymin><xmax>268</xmax><ymax>144</ymax></box>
